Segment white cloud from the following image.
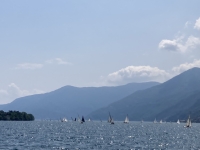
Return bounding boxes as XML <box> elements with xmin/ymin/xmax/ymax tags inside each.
<box><xmin>15</xmin><ymin>63</ymin><xmax>43</xmax><ymax>70</ymax></box>
<box><xmin>159</xmin><ymin>17</ymin><xmax>200</xmax><ymax>53</ymax></box>
<box><xmin>104</xmin><ymin>60</ymin><xmax>200</xmax><ymax>85</ymax></box>
<box><xmin>158</xmin><ymin>38</ymin><xmax>182</xmax><ymax>52</ymax></box>
<box><xmin>106</xmin><ymin>66</ymin><xmax>170</xmax><ymax>85</ymax></box>
<box><xmin>185</xmin><ymin>36</ymin><xmax>200</xmax><ymax>49</ymax></box>
<box><xmin>194</xmin><ymin>17</ymin><xmax>200</xmax><ymax>30</ymax></box>
<box><xmin>172</xmin><ymin>59</ymin><xmax>200</xmax><ymax>74</ymax></box>
<box><xmin>45</xmin><ymin>58</ymin><xmax>71</xmax><ymax>65</ymax></box>
<box><xmin>14</xmin><ymin>58</ymin><xmax>71</xmax><ymax>70</ymax></box>
<box><xmin>158</xmin><ymin>36</ymin><xmax>200</xmax><ymax>53</ymax></box>
<box><xmin>0</xmin><ymin>83</ymin><xmax>44</xmax><ymax>104</ymax></box>
<box><xmin>184</xmin><ymin>21</ymin><xmax>191</xmax><ymax>28</ymax></box>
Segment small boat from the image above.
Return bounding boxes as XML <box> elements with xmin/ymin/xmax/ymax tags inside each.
<box><xmin>108</xmin><ymin>112</ymin><xmax>114</xmax><ymax>124</ymax></box>
<box><xmin>88</xmin><ymin>118</ymin><xmax>91</xmax><ymax>121</ymax></box>
<box><xmin>184</xmin><ymin>115</ymin><xmax>192</xmax><ymax>128</ymax></box>
<box><xmin>160</xmin><ymin>120</ymin><xmax>162</xmax><ymax>124</ymax></box>
<box><xmin>177</xmin><ymin>119</ymin><xmax>180</xmax><ymax>124</ymax></box>
<box><xmin>154</xmin><ymin>118</ymin><xmax>157</xmax><ymax>123</ymax></box>
<box><xmin>124</xmin><ymin>114</ymin><xmax>129</xmax><ymax>123</ymax></box>
<box><xmin>61</xmin><ymin>118</ymin><xmax>67</xmax><ymax>122</ymax></box>
<box><xmin>81</xmin><ymin>116</ymin><xmax>85</xmax><ymax>124</ymax></box>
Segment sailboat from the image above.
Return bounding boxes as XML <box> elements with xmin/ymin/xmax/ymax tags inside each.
<box><xmin>81</xmin><ymin>116</ymin><xmax>85</xmax><ymax>124</ymax></box>
<box><xmin>108</xmin><ymin>112</ymin><xmax>112</xmax><ymax>123</ymax></box>
<box><xmin>110</xmin><ymin>118</ymin><xmax>114</xmax><ymax>124</ymax></box>
<box><xmin>88</xmin><ymin>118</ymin><xmax>91</xmax><ymax>121</ymax></box>
<box><xmin>184</xmin><ymin>115</ymin><xmax>192</xmax><ymax>128</ymax></box>
<box><xmin>77</xmin><ymin>115</ymin><xmax>81</xmax><ymax>122</ymax></box>
<box><xmin>177</xmin><ymin>119</ymin><xmax>180</xmax><ymax>124</ymax></box>
<box><xmin>160</xmin><ymin>120</ymin><xmax>162</xmax><ymax>124</ymax></box>
<box><xmin>124</xmin><ymin>114</ymin><xmax>129</xmax><ymax>123</ymax></box>
<box><xmin>61</xmin><ymin>117</ymin><xmax>67</xmax><ymax>122</ymax></box>
<box><xmin>154</xmin><ymin>118</ymin><xmax>157</xmax><ymax>123</ymax></box>
<box><xmin>108</xmin><ymin>112</ymin><xmax>114</xmax><ymax>124</ymax></box>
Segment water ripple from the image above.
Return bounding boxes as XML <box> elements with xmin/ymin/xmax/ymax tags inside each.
<box><xmin>0</xmin><ymin>121</ymin><xmax>200</xmax><ymax>149</ymax></box>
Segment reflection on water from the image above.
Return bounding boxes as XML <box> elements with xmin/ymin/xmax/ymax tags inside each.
<box><xmin>0</xmin><ymin>121</ymin><xmax>199</xmax><ymax>149</ymax></box>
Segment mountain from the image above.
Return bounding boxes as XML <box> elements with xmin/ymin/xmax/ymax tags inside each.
<box><xmin>87</xmin><ymin>67</ymin><xmax>200</xmax><ymax>122</ymax></box>
<box><xmin>0</xmin><ymin>82</ymin><xmax>159</xmax><ymax>119</ymax></box>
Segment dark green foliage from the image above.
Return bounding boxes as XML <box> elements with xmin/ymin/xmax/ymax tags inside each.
<box><xmin>0</xmin><ymin>110</ymin><xmax>34</xmax><ymax>121</ymax></box>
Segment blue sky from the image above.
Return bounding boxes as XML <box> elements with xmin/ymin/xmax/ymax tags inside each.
<box><xmin>1</xmin><ymin>0</ymin><xmax>200</xmax><ymax>104</ymax></box>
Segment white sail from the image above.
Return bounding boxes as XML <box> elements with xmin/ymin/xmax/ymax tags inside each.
<box><xmin>108</xmin><ymin>112</ymin><xmax>112</xmax><ymax>123</ymax></box>
<box><xmin>154</xmin><ymin>118</ymin><xmax>157</xmax><ymax>123</ymax></box>
<box><xmin>177</xmin><ymin>119</ymin><xmax>180</xmax><ymax>124</ymax></box>
<box><xmin>186</xmin><ymin>119</ymin><xmax>189</xmax><ymax>126</ymax></box>
<box><xmin>88</xmin><ymin>118</ymin><xmax>91</xmax><ymax>121</ymax></box>
<box><xmin>185</xmin><ymin>115</ymin><xmax>192</xmax><ymax>127</ymax></box>
<box><xmin>77</xmin><ymin>115</ymin><xmax>81</xmax><ymax>122</ymax></box>
<box><xmin>189</xmin><ymin>120</ymin><xmax>192</xmax><ymax>127</ymax></box>
<box><xmin>124</xmin><ymin>115</ymin><xmax>129</xmax><ymax>123</ymax></box>
<box><xmin>110</xmin><ymin>118</ymin><xmax>114</xmax><ymax>124</ymax></box>
<box><xmin>160</xmin><ymin>120</ymin><xmax>162</xmax><ymax>124</ymax></box>
<box><xmin>61</xmin><ymin>118</ymin><xmax>67</xmax><ymax>122</ymax></box>
<box><xmin>108</xmin><ymin>116</ymin><xmax>111</xmax><ymax>123</ymax></box>
<box><xmin>108</xmin><ymin>112</ymin><xmax>114</xmax><ymax>124</ymax></box>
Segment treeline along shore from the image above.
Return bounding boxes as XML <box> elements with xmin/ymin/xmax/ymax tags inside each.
<box><xmin>0</xmin><ymin>110</ymin><xmax>34</xmax><ymax>121</ymax></box>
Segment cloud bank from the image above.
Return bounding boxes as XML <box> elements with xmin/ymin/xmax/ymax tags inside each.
<box><xmin>106</xmin><ymin>66</ymin><xmax>170</xmax><ymax>85</ymax></box>
<box><xmin>0</xmin><ymin>83</ymin><xmax>44</xmax><ymax>104</ymax></box>
<box><xmin>172</xmin><ymin>59</ymin><xmax>200</xmax><ymax>74</ymax></box>
<box><xmin>106</xmin><ymin>59</ymin><xmax>200</xmax><ymax>85</ymax></box>
<box><xmin>194</xmin><ymin>17</ymin><xmax>200</xmax><ymax>30</ymax></box>
<box><xmin>158</xmin><ymin>17</ymin><xmax>200</xmax><ymax>53</ymax></box>
<box><xmin>158</xmin><ymin>36</ymin><xmax>200</xmax><ymax>53</ymax></box>
<box><xmin>2</xmin><ymin>60</ymin><xmax>200</xmax><ymax>104</ymax></box>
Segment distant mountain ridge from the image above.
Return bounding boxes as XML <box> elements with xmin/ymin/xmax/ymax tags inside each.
<box><xmin>87</xmin><ymin>67</ymin><xmax>200</xmax><ymax>122</ymax></box>
<box><xmin>0</xmin><ymin>82</ymin><xmax>159</xmax><ymax>119</ymax></box>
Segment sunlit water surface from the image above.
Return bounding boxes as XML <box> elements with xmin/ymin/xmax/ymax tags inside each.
<box><xmin>0</xmin><ymin>121</ymin><xmax>199</xmax><ymax>149</ymax></box>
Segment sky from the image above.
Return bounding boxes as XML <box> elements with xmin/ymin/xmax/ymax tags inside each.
<box><xmin>0</xmin><ymin>0</ymin><xmax>200</xmax><ymax>104</ymax></box>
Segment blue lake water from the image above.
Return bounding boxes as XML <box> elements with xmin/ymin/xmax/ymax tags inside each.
<box><xmin>0</xmin><ymin>121</ymin><xmax>199</xmax><ymax>149</ymax></box>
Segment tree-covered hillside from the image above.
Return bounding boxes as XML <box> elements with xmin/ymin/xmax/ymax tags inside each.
<box><xmin>0</xmin><ymin>110</ymin><xmax>34</xmax><ymax>121</ymax></box>
<box><xmin>88</xmin><ymin>67</ymin><xmax>200</xmax><ymax>122</ymax></box>
<box><xmin>0</xmin><ymin>82</ymin><xmax>159</xmax><ymax>119</ymax></box>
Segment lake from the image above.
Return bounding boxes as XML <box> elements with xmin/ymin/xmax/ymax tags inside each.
<box><xmin>0</xmin><ymin>121</ymin><xmax>199</xmax><ymax>149</ymax></box>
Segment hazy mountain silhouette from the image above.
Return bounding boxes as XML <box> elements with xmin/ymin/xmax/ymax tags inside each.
<box><xmin>0</xmin><ymin>82</ymin><xmax>159</xmax><ymax>119</ymax></box>
<box><xmin>88</xmin><ymin>67</ymin><xmax>200</xmax><ymax>121</ymax></box>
